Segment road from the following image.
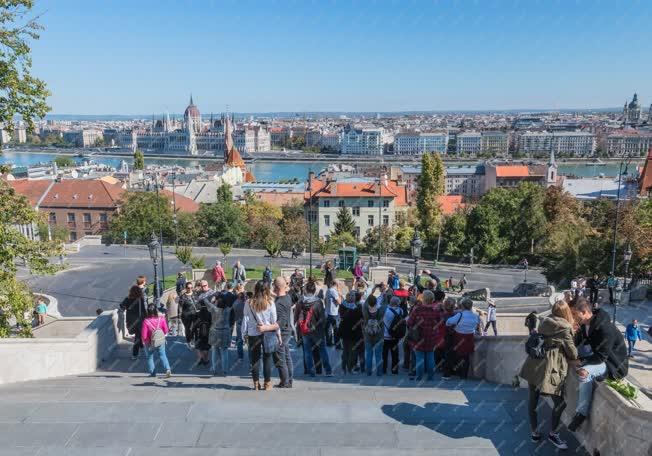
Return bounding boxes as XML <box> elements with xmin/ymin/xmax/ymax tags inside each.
<box><xmin>21</xmin><ymin>245</ymin><xmax>546</xmax><ymax>317</ymax></box>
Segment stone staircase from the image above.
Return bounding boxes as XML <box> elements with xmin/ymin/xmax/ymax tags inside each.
<box><xmin>0</xmin><ymin>337</ymin><xmax>588</xmax><ymax>455</ymax></box>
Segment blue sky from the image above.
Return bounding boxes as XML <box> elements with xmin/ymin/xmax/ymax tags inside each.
<box><xmin>30</xmin><ymin>0</ymin><xmax>652</xmax><ymax>114</ymax></box>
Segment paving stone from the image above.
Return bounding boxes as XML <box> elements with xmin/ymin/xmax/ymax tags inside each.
<box><xmin>67</xmin><ymin>423</ymin><xmax>159</xmax><ymax>447</ymax></box>
<box><xmin>0</xmin><ymin>403</ymin><xmax>40</xmax><ymax>423</ymax></box>
<box><xmin>0</xmin><ymin>423</ymin><xmax>77</xmax><ymax>447</ymax></box>
<box><xmin>36</xmin><ymin>448</ymin><xmax>128</xmax><ymax>456</ymax></box>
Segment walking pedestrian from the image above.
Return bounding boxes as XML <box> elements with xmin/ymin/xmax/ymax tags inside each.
<box><xmin>120</xmin><ymin>280</ymin><xmax>147</xmax><ymax>360</ymax></box>
<box><xmin>382</xmin><ymin>296</ymin><xmax>405</xmax><ymax>375</ymax></box>
<box><xmin>607</xmin><ymin>275</ymin><xmax>618</xmax><ymax>306</ymax></box>
<box><xmin>175</xmin><ymin>272</ymin><xmax>186</xmax><ymax>296</ymax></box>
<box><xmin>322</xmin><ymin>260</ymin><xmax>335</xmax><ymax>288</ymax></box>
<box><xmin>339</xmin><ymin>291</ymin><xmax>364</xmax><ymax>374</ymax></box>
<box><xmin>587</xmin><ymin>274</ymin><xmax>599</xmax><ymax>305</ymax></box>
<box><xmin>232</xmin><ymin>290</ymin><xmax>246</xmax><ymax>360</ymax></box>
<box><xmin>233</xmin><ymin>260</ymin><xmax>247</xmax><ymax>285</ymax></box>
<box><xmin>325</xmin><ymin>279</ymin><xmax>342</xmax><ymax>347</ymax></box>
<box><xmin>625</xmin><ymin>319</ymin><xmax>643</xmax><ymax>358</ymax></box>
<box><xmin>294</xmin><ymin>279</ymin><xmax>332</xmax><ymax>377</ymax></box>
<box><xmin>212</xmin><ymin>261</ymin><xmax>226</xmax><ymax>290</ymax></box>
<box><xmin>519</xmin><ymin>301</ymin><xmax>578</xmax><ymax>449</ymax></box>
<box><xmin>435</xmin><ymin>296</ymin><xmax>455</xmax><ymax>371</ymax></box>
<box><xmin>192</xmin><ymin>280</ymin><xmax>214</xmax><ymax>366</ymax></box>
<box><xmin>178</xmin><ymin>281</ymin><xmax>198</xmax><ymax>345</ymax></box>
<box><xmin>242</xmin><ymin>280</ymin><xmax>280</xmax><ymax>390</ymax></box>
<box><xmin>406</xmin><ymin>290</ymin><xmax>439</xmax><ymax>381</ymax></box>
<box><xmin>141</xmin><ymin>303</ymin><xmax>171</xmax><ymax>378</ymax></box>
<box><xmin>444</xmin><ymin>297</ymin><xmax>480</xmax><ymax>379</ymax></box>
<box><xmin>459</xmin><ymin>274</ymin><xmax>467</xmax><ymax>292</ymax></box>
<box><xmin>484</xmin><ymin>298</ymin><xmax>498</xmax><ymax>336</ymax></box>
<box><xmin>164</xmin><ymin>288</ymin><xmax>180</xmax><ymax>337</ymax></box>
<box><xmin>353</xmin><ymin>259</ymin><xmax>364</xmax><ymax>285</ymax></box>
<box><xmin>362</xmin><ymin>295</ymin><xmax>385</xmax><ymax>376</ymax></box>
<box><xmin>273</xmin><ymin>276</ymin><xmax>294</xmax><ymax>388</ymax></box>
<box><xmin>35</xmin><ymin>299</ymin><xmax>47</xmax><ymax>326</ymax></box>
<box><xmin>206</xmin><ymin>294</ymin><xmax>232</xmax><ymax>376</ymax></box>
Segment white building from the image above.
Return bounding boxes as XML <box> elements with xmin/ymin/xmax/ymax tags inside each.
<box><xmin>12</xmin><ymin>123</ymin><xmax>27</xmax><ymax>143</ymax></box>
<box><xmin>340</xmin><ymin>125</ymin><xmax>383</xmax><ymax>155</ymax></box>
<box><xmin>480</xmin><ymin>131</ymin><xmax>509</xmax><ymax>155</ymax></box>
<box><xmin>518</xmin><ymin>131</ymin><xmax>595</xmax><ymax>157</ymax></box>
<box><xmin>444</xmin><ymin>165</ymin><xmax>486</xmax><ymax>198</ymax></box>
<box><xmin>607</xmin><ymin>130</ymin><xmax>652</xmax><ymax>157</ymax></box>
<box><xmin>394</xmin><ymin>131</ymin><xmax>448</xmax><ymax>154</ymax></box>
<box><xmin>456</xmin><ymin>131</ymin><xmax>482</xmax><ymax>155</ymax></box>
<box><xmin>63</xmin><ymin>129</ymin><xmax>104</xmax><ymax>147</ymax></box>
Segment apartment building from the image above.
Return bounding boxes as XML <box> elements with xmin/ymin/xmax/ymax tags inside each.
<box><xmin>394</xmin><ymin>131</ymin><xmax>448</xmax><ymax>154</ymax></box>
<box><xmin>518</xmin><ymin>131</ymin><xmax>595</xmax><ymax>156</ymax></box>
<box><xmin>607</xmin><ymin>130</ymin><xmax>652</xmax><ymax>157</ymax></box>
<box><xmin>444</xmin><ymin>165</ymin><xmax>485</xmax><ymax>198</ymax></box>
<box><xmin>340</xmin><ymin>125</ymin><xmax>383</xmax><ymax>155</ymax></box>
<box><xmin>456</xmin><ymin>131</ymin><xmax>482</xmax><ymax>154</ymax></box>
<box><xmin>480</xmin><ymin>131</ymin><xmax>509</xmax><ymax>155</ymax></box>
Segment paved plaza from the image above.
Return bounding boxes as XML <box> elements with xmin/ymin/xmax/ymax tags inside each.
<box><xmin>0</xmin><ymin>338</ymin><xmax>587</xmax><ymax>455</ymax></box>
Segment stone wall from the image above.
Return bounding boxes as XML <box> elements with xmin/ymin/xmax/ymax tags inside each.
<box><xmin>0</xmin><ymin>311</ymin><xmax>121</xmax><ymax>386</ymax></box>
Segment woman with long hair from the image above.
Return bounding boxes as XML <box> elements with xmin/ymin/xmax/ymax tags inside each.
<box><xmin>119</xmin><ymin>283</ymin><xmax>147</xmax><ymax>359</ymax></box>
<box><xmin>242</xmin><ymin>280</ymin><xmax>280</xmax><ymax>390</ymax></box>
<box><xmin>519</xmin><ymin>300</ymin><xmax>578</xmax><ymax>450</ymax></box>
<box><xmin>140</xmin><ymin>304</ymin><xmax>171</xmax><ymax>378</ymax></box>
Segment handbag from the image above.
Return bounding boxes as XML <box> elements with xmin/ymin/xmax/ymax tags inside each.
<box><xmin>445</xmin><ymin>313</ymin><xmax>463</xmax><ymax>349</ymax></box>
<box><xmin>248</xmin><ymin>306</ymin><xmax>279</xmax><ymax>353</ymax></box>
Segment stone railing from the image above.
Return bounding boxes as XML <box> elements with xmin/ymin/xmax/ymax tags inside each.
<box><xmin>0</xmin><ymin>310</ymin><xmax>121</xmax><ymax>386</ymax></box>
<box><xmin>469</xmin><ymin>334</ymin><xmax>652</xmax><ymax>455</ymax></box>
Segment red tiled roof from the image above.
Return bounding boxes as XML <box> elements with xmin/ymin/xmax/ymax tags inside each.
<box><xmin>6</xmin><ymin>179</ymin><xmax>53</xmax><ymax>207</ymax></box>
<box><xmin>495</xmin><ymin>165</ymin><xmax>530</xmax><ymax>178</ymax></box>
<box><xmin>305</xmin><ymin>179</ymin><xmax>410</xmax><ymax>206</ymax></box>
<box><xmin>438</xmin><ymin>195</ymin><xmax>464</xmax><ymax>215</ymax></box>
<box><xmin>39</xmin><ymin>180</ymin><xmax>124</xmax><ymax>209</ymax></box>
<box><xmin>161</xmin><ymin>189</ymin><xmax>200</xmax><ymax>213</ymax></box>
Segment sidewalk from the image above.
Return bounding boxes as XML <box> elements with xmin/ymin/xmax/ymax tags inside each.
<box><xmin>601</xmin><ymin>298</ymin><xmax>652</xmax><ymax>396</ymax></box>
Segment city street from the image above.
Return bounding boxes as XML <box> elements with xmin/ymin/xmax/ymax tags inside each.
<box><xmin>22</xmin><ymin>245</ymin><xmax>546</xmax><ymax>317</ymax></box>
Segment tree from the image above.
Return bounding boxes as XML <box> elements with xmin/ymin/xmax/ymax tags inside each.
<box><xmin>0</xmin><ymin>1</ymin><xmax>50</xmax><ymax>132</ymax></box>
<box><xmin>216</xmin><ymin>182</ymin><xmax>234</xmax><ymax>203</ymax></box>
<box><xmin>175</xmin><ymin>211</ymin><xmax>199</xmax><ymax>246</ymax></box>
<box><xmin>175</xmin><ymin>246</ymin><xmax>193</xmax><ymax>266</ymax></box>
<box><xmin>363</xmin><ymin>225</ymin><xmax>396</xmax><ymax>257</ymax></box>
<box><xmin>264</xmin><ymin>237</ymin><xmax>282</xmax><ymax>257</ymax></box>
<box><xmin>441</xmin><ymin>212</ymin><xmax>467</xmax><ymax>257</ymax></box>
<box><xmin>133</xmin><ymin>150</ymin><xmax>144</xmax><ymax>170</ymax></box>
<box><xmin>280</xmin><ymin>215</ymin><xmax>309</xmax><ymax>251</ymax></box>
<box><xmin>196</xmin><ymin>200</ymin><xmax>247</xmax><ymax>246</ymax></box>
<box><xmin>54</xmin><ymin>155</ymin><xmax>76</xmax><ymax>168</ymax></box>
<box><xmin>416</xmin><ymin>152</ymin><xmax>445</xmax><ymax>247</ymax></box>
<box><xmin>327</xmin><ymin>232</ymin><xmax>358</xmax><ymax>252</ymax></box>
<box><xmin>333</xmin><ymin>206</ymin><xmax>356</xmax><ymax>237</ymax></box>
<box><xmin>219</xmin><ymin>242</ymin><xmax>232</xmax><ymax>260</ymax></box>
<box><xmin>93</xmin><ymin>137</ymin><xmax>104</xmax><ymax>147</ymax></box>
<box><xmin>108</xmin><ymin>191</ymin><xmax>173</xmax><ymax>244</ymax></box>
<box><xmin>0</xmin><ymin>180</ymin><xmax>61</xmax><ymax>337</ymax></box>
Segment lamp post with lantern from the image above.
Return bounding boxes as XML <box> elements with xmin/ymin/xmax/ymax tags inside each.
<box><xmin>613</xmin><ymin>243</ymin><xmax>633</xmax><ymax>323</ymax></box>
<box><xmin>410</xmin><ymin>231</ymin><xmax>423</xmax><ymax>284</ymax></box>
<box><xmin>148</xmin><ymin>232</ymin><xmax>160</xmax><ymax>306</ymax></box>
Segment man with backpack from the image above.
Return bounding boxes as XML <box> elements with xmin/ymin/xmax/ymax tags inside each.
<box><xmin>325</xmin><ymin>280</ymin><xmax>342</xmax><ymax>348</ymax></box>
<box><xmin>362</xmin><ymin>295</ymin><xmax>385</xmax><ymax>376</ymax></box>
<box><xmin>382</xmin><ymin>296</ymin><xmax>405</xmax><ymax>375</ymax></box>
<box><xmin>294</xmin><ymin>279</ymin><xmax>332</xmax><ymax>377</ymax></box>
<box><xmin>192</xmin><ymin>280</ymin><xmax>215</xmax><ymax>367</ymax></box>
<box><xmin>339</xmin><ymin>290</ymin><xmax>364</xmax><ymax>374</ymax></box>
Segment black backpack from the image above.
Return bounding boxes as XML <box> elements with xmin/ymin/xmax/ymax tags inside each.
<box><xmin>388</xmin><ymin>308</ymin><xmax>406</xmax><ymax>340</ymax></box>
<box><xmin>197</xmin><ymin>319</ymin><xmax>210</xmax><ymax>339</ymax></box>
<box><xmin>525</xmin><ymin>333</ymin><xmax>547</xmax><ymax>359</ymax></box>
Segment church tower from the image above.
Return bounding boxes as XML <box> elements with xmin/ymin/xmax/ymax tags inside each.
<box><xmin>186</xmin><ymin>110</ymin><xmax>197</xmax><ymax>155</ymax></box>
<box><xmin>547</xmin><ymin>148</ymin><xmax>557</xmax><ymax>186</ymax></box>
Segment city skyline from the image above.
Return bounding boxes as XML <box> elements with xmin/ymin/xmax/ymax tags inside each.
<box><xmin>29</xmin><ymin>0</ymin><xmax>652</xmax><ymax>114</ymax></box>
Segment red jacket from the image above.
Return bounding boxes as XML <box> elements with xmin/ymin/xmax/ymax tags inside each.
<box><xmin>407</xmin><ymin>303</ymin><xmax>440</xmax><ymax>351</ymax></box>
<box><xmin>434</xmin><ymin>309</ymin><xmax>454</xmax><ymax>349</ymax></box>
<box><xmin>212</xmin><ymin>265</ymin><xmax>226</xmax><ymax>283</ymax></box>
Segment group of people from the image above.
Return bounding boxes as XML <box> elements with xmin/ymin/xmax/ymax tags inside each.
<box><xmin>519</xmin><ymin>293</ymin><xmax>631</xmax><ymax>450</ymax></box>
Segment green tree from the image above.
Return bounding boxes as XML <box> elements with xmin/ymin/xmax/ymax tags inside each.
<box><xmin>133</xmin><ymin>150</ymin><xmax>144</xmax><ymax>170</ymax></box>
<box><xmin>108</xmin><ymin>191</ymin><xmax>173</xmax><ymax>244</ymax></box>
<box><xmin>416</xmin><ymin>152</ymin><xmax>445</xmax><ymax>247</ymax></box>
<box><xmin>54</xmin><ymin>155</ymin><xmax>75</xmax><ymax>168</ymax></box>
<box><xmin>219</xmin><ymin>242</ymin><xmax>232</xmax><ymax>259</ymax></box>
<box><xmin>333</xmin><ymin>206</ymin><xmax>356</xmax><ymax>237</ymax></box>
<box><xmin>327</xmin><ymin>232</ymin><xmax>358</xmax><ymax>252</ymax></box>
<box><xmin>441</xmin><ymin>212</ymin><xmax>468</xmax><ymax>257</ymax></box>
<box><xmin>0</xmin><ymin>181</ymin><xmax>61</xmax><ymax>337</ymax></box>
<box><xmin>175</xmin><ymin>211</ymin><xmax>199</xmax><ymax>246</ymax></box>
<box><xmin>175</xmin><ymin>246</ymin><xmax>193</xmax><ymax>266</ymax></box>
<box><xmin>216</xmin><ymin>182</ymin><xmax>234</xmax><ymax>203</ymax></box>
<box><xmin>0</xmin><ymin>1</ymin><xmax>50</xmax><ymax>131</ymax></box>
<box><xmin>196</xmin><ymin>200</ymin><xmax>247</xmax><ymax>246</ymax></box>
<box><xmin>363</xmin><ymin>225</ymin><xmax>396</xmax><ymax>256</ymax></box>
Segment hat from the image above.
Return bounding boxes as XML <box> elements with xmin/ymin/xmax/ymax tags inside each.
<box><xmin>487</xmin><ymin>298</ymin><xmax>496</xmax><ymax>306</ymax></box>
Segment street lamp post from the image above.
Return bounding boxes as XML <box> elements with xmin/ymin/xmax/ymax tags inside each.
<box><xmin>153</xmin><ymin>174</ymin><xmax>165</xmax><ymax>293</ymax></box>
<box><xmin>612</xmin><ymin>285</ymin><xmax>622</xmax><ymax>324</ymax></box>
<box><xmin>308</xmin><ymin>174</ymin><xmax>313</xmax><ymax>278</ymax></box>
<box><xmin>378</xmin><ymin>172</ymin><xmax>382</xmax><ymax>263</ymax></box>
<box><xmin>623</xmin><ymin>242</ymin><xmax>633</xmax><ymax>293</ymax></box>
<box><xmin>410</xmin><ymin>231</ymin><xmax>423</xmax><ymax>284</ymax></box>
<box><xmin>148</xmin><ymin>233</ymin><xmax>160</xmax><ymax>305</ymax></box>
<box><xmin>609</xmin><ymin>158</ymin><xmax>630</xmax><ymax>276</ymax></box>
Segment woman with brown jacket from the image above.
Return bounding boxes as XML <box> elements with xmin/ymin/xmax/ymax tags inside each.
<box><xmin>519</xmin><ymin>301</ymin><xmax>578</xmax><ymax>450</ymax></box>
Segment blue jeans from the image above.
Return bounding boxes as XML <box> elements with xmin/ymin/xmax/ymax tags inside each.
<box><xmin>145</xmin><ymin>344</ymin><xmax>171</xmax><ymax>376</ymax></box>
<box><xmin>365</xmin><ymin>340</ymin><xmax>383</xmax><ymax>376</ymax></box>
<box><xmin>627</xmin><ymin>339</ymin><xmax>636</xmax><ymax>357</ymax></box>
<box><xmin>235</xmin><ymin>319</ymin><xmax>244</xmax><ymax>359</ymax></box>
<box><xmin>415</xmin><ymin>350</ymin><xmax>435</xmax><ymax>381</ymax></box>
<box><xmin>576</xmin><ymin>362</ymin><xmax>607</xmax><ymax>416</ymax></box>
<box><xmin>211</xmin><ymin>346</ymin><xmax>229</xmax><ymax>374</ymax></box>
<box><xmin>302</xmin><ymin>334</ymin><xmax>332</xmax><ymax>376</ymax></box>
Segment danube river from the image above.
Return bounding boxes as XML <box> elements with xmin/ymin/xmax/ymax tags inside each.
<box><xmin>0</xmin><ymin>150</ymin><xmax>632</xmax><ymax>182</ymax></box>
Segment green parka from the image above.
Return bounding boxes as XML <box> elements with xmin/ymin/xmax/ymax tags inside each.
<box><xmin>519</xmin><ymin>315</ymin><xmax>578</xmax><ymax>396</ymax></box>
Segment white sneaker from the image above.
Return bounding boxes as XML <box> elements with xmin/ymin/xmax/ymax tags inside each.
<box><xmin>164</xmin><ymin>370</ymin><xmax>171</xmax><ymax>378</ymax></box>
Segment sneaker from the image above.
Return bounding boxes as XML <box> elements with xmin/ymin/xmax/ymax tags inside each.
<box><xmin>325</xmin><ymin>372</ymin><xmax>334</xmax><ymax>377</ymax></box>
<box><xmin>568</xmin><ymin>413</ymin><xmax>587</xmax><ymax>432</ymax></box>
<box><xmin>442</xmin><ymin>375</ymin><xmax>451</xmax><ymax>380</ymax></box>
<box><xmin>164</xmin><ymin>370</ymin><xmax>171</xmax><ymax>379</ymax></box>
<box><xmin>530</xmin><ymin>432</ymin><xmax>542</xmax><ymax>442</ymax></box>
<box><xmin>548</xmin><ymin>432</ymin><xmax>568</xmax><ymax>450</ymax></box>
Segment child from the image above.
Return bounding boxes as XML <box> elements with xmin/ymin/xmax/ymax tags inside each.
<box><xmin>35</xmin><ymin>299</ymin><xmax>48</xmax><ymax>326</ymax></box>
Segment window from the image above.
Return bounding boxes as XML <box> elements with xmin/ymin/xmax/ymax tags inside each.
<box><xmin>67</xmin><ymin>213</ymin><xmax>75</xmax><ymax>222</ymax></box>
<box><xmin>383</xmin><ymin>215</ymin><xmax>389</xmax><ymax>226</ymax></box>
<box><xmin>367</xmin><ymin>200</ymin><xmax>374</xmax><ymax>208</ymax></box>
<box><xmin>48</xmin><ymin>212</ymin><xmax>56</xmax><ymax>224</ymax></box>
<box><xmin>69</xmin><ymin>231</ymin><xmax>77</xmax><ymax>242</ymax></box>
<box><xmin>99</xmin><ymin>213</ymin><xmax>108</xmax><ymax>223</ymax></box>
<box><xmin>323</xmin><ymin>200</ymin><xmax>330</xmax><ymax>208</ymax></box>
<box><xmin>354</xmin><ymin>226</ymin><xmax>360</xmax><ymax>239</ymax></box>
<box><xmin>383</xmin><ymin>200</ymin><xmax>389</xmax><ymax>208</ymax></box>
<box><xmin>352</xmin><ymin>207</ymin><xmax>360</xmax><ymax>216</ymax></box>
<box><xmin>85</xmin><ymin>231</ymin><xmax>93</xmax><ymax>236</ymax></box>
<box><xmin>324</xmin><ymin>215</ymin><xmax>330</xmax><ymax>226</ymax></box>
<box><xmin>83</xmin><ymin>213</ymin><xmax>91</xmax><ymax>223</ymax></box>
<box><xmin>368</xmin><ymin>215</ymin><xmax>374</xmax><ymax>226</ymax></box>
<box><xmin>338</xmin><ymin>200</ymin><xmax>345</xmax><ymax>208</ymax></box>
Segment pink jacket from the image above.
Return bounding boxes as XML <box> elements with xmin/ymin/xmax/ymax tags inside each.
<box><xmin>141</xmin><ymin>316</ymin><xmax>169</xmax><ymax>345</ymax></box>
<box><xmin>212</xmin><ymin>265</ymin><xmax>226</xmax><ymax>283</ymax></box>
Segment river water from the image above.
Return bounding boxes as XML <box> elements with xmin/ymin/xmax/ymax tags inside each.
<box><xmin>0</xmin><ymin>150</ymin><xmax>632</xmax><ymax>181</ymax></box>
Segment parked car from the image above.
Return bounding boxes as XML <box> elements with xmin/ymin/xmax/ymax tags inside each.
<box><xmin>513</xmin><ymin>282</ymin><xmax>551</xmax><ymax>297</ymax></box>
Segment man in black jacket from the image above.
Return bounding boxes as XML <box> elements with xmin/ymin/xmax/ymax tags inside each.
<box><xmin>569</xmin><ymin>298</ymin><xmax>628</xmax><ymax>431</ymax></box>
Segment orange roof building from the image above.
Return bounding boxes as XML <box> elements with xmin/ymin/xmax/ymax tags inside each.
<box><xmin>224</xmin><ymin>114</ymin><xmax>256</xmax><ymax>183</ymax></box>
<box><xmin>639</xmin><ymin>147</ymin><xmax>652</xmax><ymax>197</ymax></box>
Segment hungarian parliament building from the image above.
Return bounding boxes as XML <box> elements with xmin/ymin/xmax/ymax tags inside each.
<box><xmin>115</xmin><ymin>96</ymin><xmax>271</xmax><ymax>156</ymax></box>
